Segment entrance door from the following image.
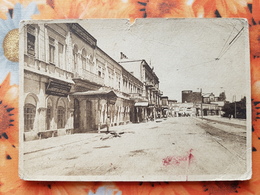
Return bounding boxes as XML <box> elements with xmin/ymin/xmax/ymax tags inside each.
<box><xmin>203</xmin><ymin>109</ymin><xmax>208</xmax><ymax>116</ymax></box>
<box><xmin>74</xmin><ymin>99</ymin><xmax>80</xmax><ymax>130</ymax></box>
<box><xmin>86</xmin><ymin>100</ymin><xmax>92</xmax><ymax>130</ymax></box>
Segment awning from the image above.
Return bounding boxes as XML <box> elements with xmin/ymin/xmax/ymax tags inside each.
<box><xmin>114</xmin><ymin>92</ymin><xmax>130</xmax><ymax>100</ymax></box>
<box><xmin>135</xmin><ymin>102</ymin><xmax>149</xmax><ymax>107</ymax></box>
<box><xmin>71</xmin><ymin>90</ymin><xmax>117</xmax><ymax>97</ymax></box>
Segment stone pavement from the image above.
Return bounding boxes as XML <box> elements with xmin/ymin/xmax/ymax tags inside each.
<box><xmin>200</xmin><ymin>115</ymin><xmax>247</xmax><ymax>126</ymax></box>
<box><xmin>23</xmin><ymin>119</ymin><xmax>166</xmax><ymax>154</ymax></box>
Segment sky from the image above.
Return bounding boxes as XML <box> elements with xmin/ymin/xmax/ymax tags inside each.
<box><xmin>80</xmin><ymin>18</ymin><xmax>250</xmax><ymax>102</ymax></box>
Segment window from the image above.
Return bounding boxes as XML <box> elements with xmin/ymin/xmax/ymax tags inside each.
<box><xmin>102</xmin><ymin>68</ymin><xmax>105</xmax><ymax>78</ymax></box>
<box><xmin>88</xmin><ymin>54</ymin><xmax>93</xmax><ymax>72</ymax></box>
<box><xmin>58</xmin><ymin>43</ymin><xmax>64</xmax><ymax>68</ymax></box>
<box><xmin>27</xmin><ymin>33</ymin><xmax>35</xmax><ymax>56</ymax></box>
<box><xmin>46</xmin><ymin>99</ymin><xmax>53</xmax><ymax>130</ymax></box>
<box><xmin>49</xmin><ymin>37</ymin><xmax>55</xmax><ymax>64</ymax></box>
<box><xmin>57</xmin><ymin>106</ymin><xmax>65</xmax><ymax>129</ymax></box>
<box><xmin>73</xmin><ymin>45</ymin><xmax>78</xmax><ymax>70</ymax></box>
<box><xmin>82</xmin><ymin>49</ymin><xmax>86</xmax><ymax>70</ymax></box>
<box><xmin>46</xmin><ymin>106</ymin><xmax>52</xmax><ymax>130</ymax></box>
<box><xmin>24</xmin><ymin>104</ymin><xmax>36</xmax><ymax>132</ymax></box>
<box><xmin>27</xmin><ymin>26</ymin><xmax>35</xmax><ymax>56</ymax></box>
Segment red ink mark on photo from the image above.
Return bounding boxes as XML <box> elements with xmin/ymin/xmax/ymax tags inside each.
<box><xmin>163</xmin><ymin>149</ymin><xmax>194</xmax><ymax>166</ymax></box>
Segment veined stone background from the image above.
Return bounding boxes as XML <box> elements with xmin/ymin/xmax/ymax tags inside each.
<box><xmin>0</xmin><ymin>0</ymin><xmax>260</xmax><ymax>194</ymax></box>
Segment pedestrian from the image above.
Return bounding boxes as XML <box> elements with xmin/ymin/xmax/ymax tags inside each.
<box><xmin>106</xmin><ymin>115</ymin><xmax>111</xmax><ymax>133</ymax></box>
<box><xmin>228</xmin><ymin>114</ymin><xmax>231</xmax><ymax>120</ymax></box>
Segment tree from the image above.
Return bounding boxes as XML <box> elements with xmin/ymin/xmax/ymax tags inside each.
<box><xmin>222</xmin><ymin>101</ymin><xmax>233</xmax><ymax>117</ymax></box>
<box><xmin>221</xmin><ymin>96</ymin><xmax>246</xmax><ymax>119</ymax></box>
<box><xmin>218</xmin><ymin>92</ymin><xmax>226</xmax><ymax>101</ymax></box>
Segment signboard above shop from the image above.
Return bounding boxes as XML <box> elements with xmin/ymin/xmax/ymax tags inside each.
<box><xmin>46</xmin><ymin>80</ymin><xmax>71</xmax><ymax>97</ymax></box>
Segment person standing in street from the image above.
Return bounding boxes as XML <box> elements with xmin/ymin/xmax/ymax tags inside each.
<box><xmin>106</xmin><ymin>116</ymin><xmax>111</xmax><ymax>133</ymax></box>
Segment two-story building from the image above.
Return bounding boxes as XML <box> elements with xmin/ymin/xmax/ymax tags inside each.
<box><xmin>22</xmin><ymin>22</ymin><xmax>144</xmax><ymax>141</ymax></box>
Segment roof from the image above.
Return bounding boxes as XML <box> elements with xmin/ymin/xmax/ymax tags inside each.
<box><xmin>210</xmin><ymin>101</ymin><xmax>225</xmax><ymax>106</ymax></box>
<box><xmin>202</xmin><ymin>93</ymin><xmax>214</xmax><ymax>98</ymax></box>
<box><xmin>71</xmin><ymin>90</ymin><xmax>117</xmax><ymax>97</ymax></box>
<box><xmin>134</xmin><ymin>102</ymin><xmax>149</xmax><ymax>107</ymax></box>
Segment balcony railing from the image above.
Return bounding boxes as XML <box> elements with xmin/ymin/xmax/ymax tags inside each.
<box><xmin>74</xmin><ymin>69</ymin><xmax>104</xmax><ymax>86</ymax></box>
<box><xmin>130</xmin><ymin>93</ymin><xmax>142</xmax><ymax>99</ymax></box>
<box><xmin>145</xmin><ymin>81</ymin><xmax>154</xmax><ymax>87</ymax></box>
<box><xmin>148</xmin><ymin>99</ymin><xmax>156</xmax><ymax>105</ymax></box>
<box><xmin>24</xmin><ymin>55</ymin><xmax>73</xmax><ymax>81</ymax></box>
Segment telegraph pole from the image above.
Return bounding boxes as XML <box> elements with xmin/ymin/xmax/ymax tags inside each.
<box><xmin>234</xmin><ymin>95</ymin><xmax>236</xmax><ymax>119</ymax></box>
<box><xmin>200</xmin><ymin>88</ymin><xmax>203</xmax><ymax>119</ymax></box>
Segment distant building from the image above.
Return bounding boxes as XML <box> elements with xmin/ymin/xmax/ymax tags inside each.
<box><xmin>202</xmin><ymin>93</ymin><xmax>219</xmax><ymax>103</ymax></box>
<box><xmin>181</xmin><ymin>90</ymin><xmax>225</xmax><ymax>116</ymax></box>
<box><xmin>168</xmin><ymin>99</ymin><xmax>177</xmax><ymax>117</ymax></box>
<box><xmin>161</xmin><ymin>96</ymin><xmax>169</xmax><ymax>117</ymax></box>
<box><xmin>168</xmin><ymin>101</ymin><xmax>196</xmax><ymax>117</ymax></box>
<box><xmin>119</xmin><ymin>57</ymin><xmax>163</xmax><ymax>122</ymax></box>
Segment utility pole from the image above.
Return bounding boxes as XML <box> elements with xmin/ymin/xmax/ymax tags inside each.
<box><xmin>200</xmin><ymin>88</ymin><xmax>203</xmax><ymax>119</ymax></box>
<box><xmin>234</xmin><ymin>95</ymin><xmax>236</xmax><ymax>119</ymax></box>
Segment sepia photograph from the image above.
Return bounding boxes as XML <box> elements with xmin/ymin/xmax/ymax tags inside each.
<box><xmin>19</xmin><ymin>18</ymin><xmax>251</xmax><ymax>181</ymax></box>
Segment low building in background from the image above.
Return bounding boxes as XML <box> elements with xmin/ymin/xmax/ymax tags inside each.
<box><xmin>181</xmin><ymin>90</ymin><xmax>225</xmax><ymax>117</ymax></box>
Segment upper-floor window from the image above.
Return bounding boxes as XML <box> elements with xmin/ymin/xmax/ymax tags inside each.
<box><xmin>49</xmin><ymin>37</ymin><xmax>55</xmax><ymax>64</ymax></box>
<box><xmin>27</xmin><ymin>33</ymin><xmax>35</xmax><ymax>56</ymax></box>
<box><xmin>102</xmin><ymin>68</ymin><xmax>105</xmax><ymax>78</ymax></box>
<box><xmin>82</xmin><ymin>49</ymin><xmax>86</xmax><ymax>70</ymax></box>
<box><xmin>73</xmin><ymin>45</ymin><xmax>78</xmax><ymax>70</ymax></box>
<box><xmin>58</xmin><ymin>43</ymin><xmax>64</xmax><ymax>68</ymax></box>
<box><xmin>27</xmin><ymin>26</ymin><xmax>36</xmax><ymax>56</ymax></box>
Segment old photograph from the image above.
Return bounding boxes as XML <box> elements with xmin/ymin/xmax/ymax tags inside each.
<box><xmin>19</xmin><ymin>18</ymin><xmax>251</xmax><ymax>181</ymax></box>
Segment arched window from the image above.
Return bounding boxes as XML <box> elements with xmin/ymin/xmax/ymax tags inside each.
<box><xmin>57</xmin><ymin>99</ymin><xmax>65</xmax><ymax>129</ymax></box>
<box><xmin>24</xmin><ymin>95</ymin><xmax>37</xmax><ymax>132</ymax></box>
<box><xmin>73</xmin><ymin>45</ymin><xmax>78</xmax><ymax>71</ymax></box>
<box><xmin>82</xmin><ymin>49</ymin><xmax>86</xmax><ymax>70</ymax></box>
<box><xmin>46</xmin><ymin>98</ymin><xmax>53</xmax><ymax>130</ymax></box>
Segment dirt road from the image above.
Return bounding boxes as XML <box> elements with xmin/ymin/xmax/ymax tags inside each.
<box><xmin>22</xmin><ymin>117</ymin><xmax>249</xmax><ymax>181</ymax></box>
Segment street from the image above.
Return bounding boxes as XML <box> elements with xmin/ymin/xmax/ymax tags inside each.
<box><xmin>22</xmin><ymin>116</ymin><xmax>248</xmax><ymax>181</ymax></box>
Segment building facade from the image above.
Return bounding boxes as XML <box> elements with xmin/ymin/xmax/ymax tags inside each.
<box><xmin>22</xmin><ymin>23</ymin><xmax>149</xmax><ymax>141</ymax></box>
<box><xmin>118</xmin><ymin>58</ymin><xmax>163</xmax><ymax>122</ymax></box>
<box><xmin>181</xmin><ymin>90</ymin><xmax>224</xmax><ymax>117</ymax></box>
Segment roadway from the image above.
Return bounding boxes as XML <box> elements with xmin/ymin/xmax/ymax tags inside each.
<box><xmin>22</xmin><ymin>116</ymin><xmax>248</xmax><ymax>181</ymax></box>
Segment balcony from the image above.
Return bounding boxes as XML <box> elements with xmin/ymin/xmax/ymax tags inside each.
<box><xmin>145</xmin><ymin>81</ymin><xmax>154</xmax><ymax>88</ymax></box>
<box><xmin>151</xmin><ymin>87</ymin><xmax>159</xmax><ymax>92</ymax></box>
<box><xmin>74</xmin><ymin>69</ymin><xmax>104</xmax><ymax>86</ymax></box>
<box><xmin>148</xmin><ymin>99</ymin><xmax>156</xmax><ymax>106</ymax></box>
<box><xmin>159</xmin><ymin>90</ymin><xmax>163</xmax><ymax>96</ymax></box>
<box><xmin>24</xmin><ymin>55</ymin><xmax>73</xmax><ymax>82</ymax></box>
<box><xmin>129</xmin><ymin>93</ymin><xmax>145</xmax><ymax>101</ymax></box>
